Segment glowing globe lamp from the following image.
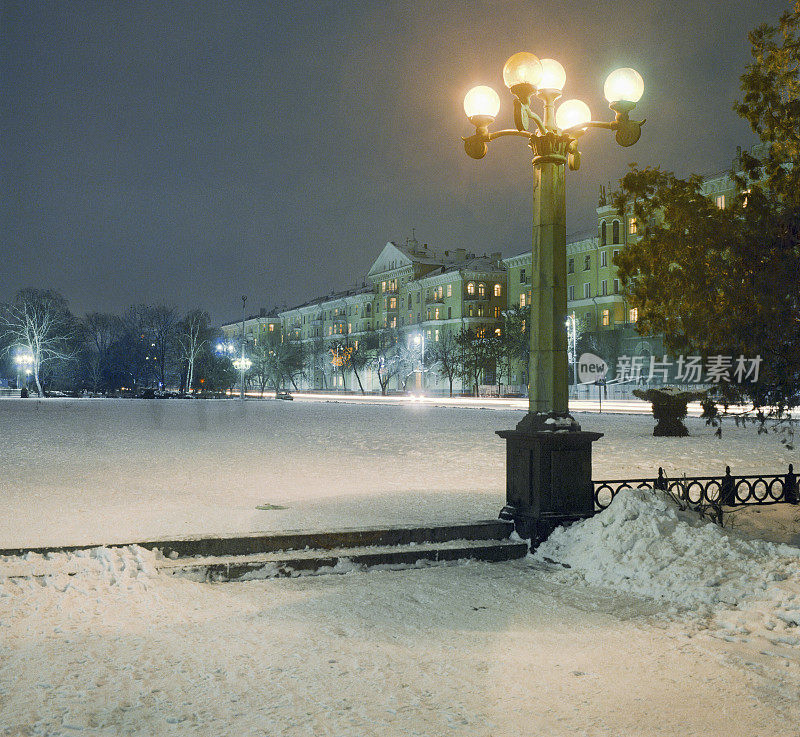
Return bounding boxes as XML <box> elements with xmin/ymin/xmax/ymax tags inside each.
<box><xmin>502</xmin><ymin>52</ymin><xmax>542</xmax><ymax>90</ymax></box>
<box><xmin>463</xmin><ymin>85</ymin><xmax>501</xmax><ymax>121</ymax></box>
<box><xmin>604</xmin><ymin>67</ymin><xmax>644</xmax><ymax>104</ymax></box>
<box><xmin>555</xmin><ymin>99</ymin><xmax>591</xmax><ymax>131</ymax></box>
<box><xmin>538</xmin><ymin>59</ymin><xmax>566</xmax><ymax>91</ymax></box>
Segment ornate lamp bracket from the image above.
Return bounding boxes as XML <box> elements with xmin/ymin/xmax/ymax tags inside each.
<box><xmin>529</xmin><ymin>131</ymin><xmax>571</xmax><ymax>166</ymax></box>
<box><xmin>609</xmin><ymin>100</ymin><xmax>646</xmax><ymax>147</ymax></box>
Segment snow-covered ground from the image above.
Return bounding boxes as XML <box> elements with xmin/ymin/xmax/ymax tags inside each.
<box><xmin>2</xmin><ymin>506</ymin><xmax>800</xmax><ymax>736</ymax></box>
<box><xmin>0</xmin><ymin>397</ymin><xmax>796</xmax><ymax>548</ymax></box>
<box><xmin>2</xmin><ymin>398</ymin><xmax>799</xmax><ymax>736</ymax></box>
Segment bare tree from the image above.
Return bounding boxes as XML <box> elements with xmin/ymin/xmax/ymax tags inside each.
<box><xmin>372</xmin><ymin>328</ymin><xmax>401</xmax><ymax>395</ymax></box>
<box><xmin>83</xmin><ymin>312</ymin><xmax>122</xmax><ymax>393</ymax></box>
<box><xmin>456</xmin><ymin>328</ymin><xmax>491</xmax><ymax>397</ymax></box>
<box><xmin>0</xmin><ymin>288</ymin><xmax>77</xmax><ymax>396</ymax></box>
<box><xmin>148</xmin><ymin>305</ymin><xmax>179</xmax><ymax>389</ymax></box>
<box><xmin>177</xmin><ymin>309</ymin><xmax>210</xmax><ymax>392</ymax></box>
<box><xmin>310</xmin><ymin>335</ymin><xmax>328</xmax><ymax>390</ymax></box>
<box><xmin>429</xmin><ymin>330</ymin><xmax>460</xmax><ymax>397</ymax></box>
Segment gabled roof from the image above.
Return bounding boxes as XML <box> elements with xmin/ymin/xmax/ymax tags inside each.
<box><xmin>367</xmin><ymin>242</ymin><xmax>415</xmax><ymax>277</ymax></box>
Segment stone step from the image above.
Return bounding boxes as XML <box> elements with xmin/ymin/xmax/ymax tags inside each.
<box><xmin>158</xmin><ymin>538</ymin><xmax>528</xmax><ymax>582</ymax></box>
<box><xmin>0</xmin><ymin>520</ymin><xmax>514</xmax><ymax>559</ymax></box>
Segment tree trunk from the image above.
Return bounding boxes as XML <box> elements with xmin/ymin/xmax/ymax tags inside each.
<box><xmin>353</xmin><ymin>368</ymin><xmax>365</xmax><ymax>394</ymax></box>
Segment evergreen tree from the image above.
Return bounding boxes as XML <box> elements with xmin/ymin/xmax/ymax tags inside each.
<box><xmin>611</xmin><ymin>3</ymin><xmax>800</xmax><ymax>411</ymax></box>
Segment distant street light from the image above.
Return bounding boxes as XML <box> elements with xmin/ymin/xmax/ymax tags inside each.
<box><xmin>240</xmin><ymin>295</ymin><xmax>247</xmax><ymax>401</ymax></box>
<box><xmin>462</xmin><ymin>53</ymin><xmax>645</xmax><ymax>539</ymax></box>
<box><xmin>413</xmin><ymin>332</ymin><xmax>425</xmax><ymax>392</ymax></box>
<box><xmin>14</xmin><ymin>349</ymin><xmax>34</xmax><ymax>393</ymax></box>
<box><xmin>566</xmin><ymin>313</ymin><xmax>578</xmax><ymax>388</ymax></box>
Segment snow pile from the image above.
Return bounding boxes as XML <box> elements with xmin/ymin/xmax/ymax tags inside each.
<box><xmin>0</xmin><ymin>545</ymin><xmax>161</xmax><ymax>598</ymax></box>
<box><xmin>533</xmin><ymin>487</ymin><xmax>800</xmax><ymax>614</ymax></box>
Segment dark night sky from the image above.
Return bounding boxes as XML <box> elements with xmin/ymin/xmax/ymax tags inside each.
<box><xmin>1</xmin><ymin>1</ymin><xmax>791</xmax><ymax>324</ymax></box>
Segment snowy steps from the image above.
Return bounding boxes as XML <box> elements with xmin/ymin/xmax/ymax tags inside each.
<box><xmin>153</xmin><ymin>520</ymin><xmax>526</xmax><ymax>581</ymax></box>
<box><xmin>157</xmin><ymin>537</ymin><xmax>527</xmax><ymax>581</ymax></box>
<box><xmin>0</xmin><ymin>521</ymin><xmax>527</xmax><ymax>582</ymax></box>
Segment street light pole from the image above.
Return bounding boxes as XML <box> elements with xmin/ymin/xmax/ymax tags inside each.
<box><xmin>462</xmin><ymin>56</ymin><xmax>645</xmax><ymax>540</ymax></box>
<box><xmin>240</xmin><ymin>295</ymin><xmax>247</xmax><ymax>401</ymax></box>
<box><xmin>567</xmin><ymin>313</ymin><xmax>578</xmax><ymax>388</ymax></box>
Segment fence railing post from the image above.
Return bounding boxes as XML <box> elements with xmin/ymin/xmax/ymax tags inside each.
<box><xmin>785</xmin><ymin>464</ymin><xmax>798</xmax><ymax>504</ymax></box>
<box><xmin>720</xmin><ymin>466</ymin><xmax>735</xmax><ymax>506</ymax></box>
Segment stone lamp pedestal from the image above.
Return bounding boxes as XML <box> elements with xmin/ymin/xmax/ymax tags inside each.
<box><xmin>496</xmin><ymin>413</ymin><xmax>603</xmax><ymax>543</ymax></box>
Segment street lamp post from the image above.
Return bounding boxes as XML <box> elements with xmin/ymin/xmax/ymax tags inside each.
<box><xmin>14</xmin><ymin>349</ymin><xmax>33</xmax><ymax>394</ymax></box>
<box><xmin>462</xmin><ymin>55</ymin><xmax>645</xmax><ymax>540</ymax></box>
<box><xmin>414</xmin><ymin>332</ymin><xmax>425</xmax><ymax>392</ymax></box>
<box><xmin>240</xmin><ymin>295</ymin><xmax>247</xmax><ymax>401</ymax></box>
<box><xmin>566</xmin><ymin>312</ymin><xmax>578</xmax><ymax>389</ymax></box>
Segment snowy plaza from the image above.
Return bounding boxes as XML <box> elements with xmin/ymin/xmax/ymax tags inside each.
<box><xmin>1</xmin><ymin>397</ymin><xmax>800</xmax><ymax>736</ymax></box>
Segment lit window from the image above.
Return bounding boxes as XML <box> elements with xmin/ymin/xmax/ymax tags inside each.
<box><xmin>478</xmin><ymin>283</ymin><xmax>486</xmax><ymax>298</ymax></box>
<box><xmin>520</xmin><ymin>293</ymin><xmax>526</xmax><ymax>307</ymax></box>
<box><xmin>467</xmin><ymin>282</ymin><xmax>475</xmax><ymax>295</ymax></box>
<box><xmin>447</xmin><ymin>284</ymin><xmax>452</xmax><ymax>297</ymax></box>
<box><xmin>495</xmin><ymin>328</ymin><xmax>501</xmax><ymax>336</ymax></box>
<box><xmin>716</xmin><ymin>195</ymin><xmax>725</xmax><ymax>209</ymax></box>
<box><xmin>269</xmin><ymin>324</ymin><xmax>274</xmax><ymax>331</ymax></box>
<box><xmin>602</xmin><ymin>310</ymin><xmax>610</xmax><ymax>326</ymax></box>
<box><xmin>629</xmin><ymin>308</ymin><xmax>638</xmax><ymax>323</ymax></box>
<box><xmin>434</xmin><ymin>307</ymin><xmax>440</xmax><ymax>320</ymax></box>
<box><xmin>435</xmin><ymin>330</ymin><xmax>439</xmax><ymax>342</ymax></box>
<box><xmin>381</xmin><ymin>281</ymin><xmax>386</xmax><ymax>292</ymax></box>
<box><xmin>494</xmin><ymin>284</ymin><xmax>501</xmax><ymax>297</ymax></box>
<box><xmin>477</xmin><ymin>305</ymin><xmax>484</xmax><ymax>317</ymax></box>
<box><xmin>742</xmin><ymin>189</ymin><xmax>751</xmax><ymax>208</ymax></box>
<box><xmin>348</xmin><ymin>323</ymin><xmax>351</xmax><ymax>333</ymax></box>
<box><xmin>468</xmin><ymin>305</ymin><xmax>474</xmax><ymax>317</ymax></box>
<box><xmin>494</xmin><ymin>306</ymin><xmax>500</xmax><ymax>318</ymax></box>
<box><xmin>629</xmin><ymin>218</ymin><xmax>637</xmax><ymax>234</ymax></box>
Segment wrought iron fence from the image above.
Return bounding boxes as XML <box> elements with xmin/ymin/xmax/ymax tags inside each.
<box><xmin>594</xmin><ymin>464</ymin><xmax>799</xmax><ymax>510</ymax></box>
